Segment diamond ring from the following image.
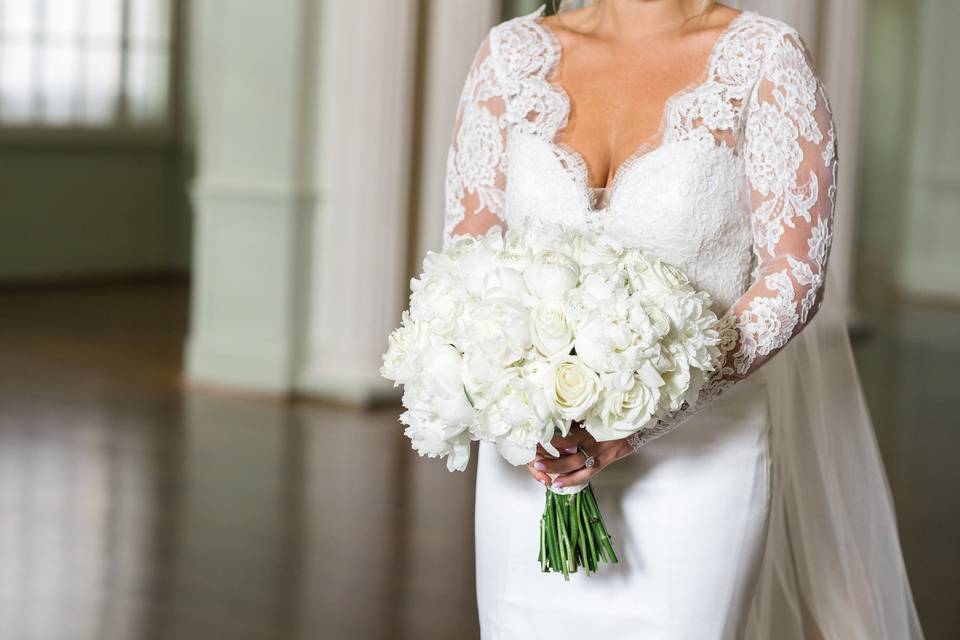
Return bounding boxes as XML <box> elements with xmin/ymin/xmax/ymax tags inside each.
<box><xmin>579</xmin><ymin>446</ymin><xmax>596</xmax><ymax>469</ymax></box>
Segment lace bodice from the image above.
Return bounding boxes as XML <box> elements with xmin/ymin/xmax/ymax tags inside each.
<box><xmin>443</xmin><ymin>6</ymin><xmax>837</xmax><ymax>448</ymax></box>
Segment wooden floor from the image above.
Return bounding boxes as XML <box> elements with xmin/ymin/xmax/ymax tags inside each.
<box><xmin>0</xmin><ymin>282</ymin><xmax>956</xmax><ymax>639</ymax></box>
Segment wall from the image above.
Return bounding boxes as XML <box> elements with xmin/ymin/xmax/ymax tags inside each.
<box><xmin>0</xmin><ymin>2</ymin><xmax>193</xmax><ymax>283</ymax></box>
<box><xmin>897</xmin><ymin>0</ymin><xmax>960</xmax><ymax>301</ymax></box>
<box><xmin>0</xmin><ymin>144</ymin><xmax>181</xmax><ymax>280</ymax></box>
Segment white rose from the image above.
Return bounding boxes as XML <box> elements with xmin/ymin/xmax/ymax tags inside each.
<box><xmin>461</xmin><ymin>297</ymin><xmax>532</xmax><ymax>367</ymax></box>
<box><xmin>584</xmin><ymin>365</ymin><xmax>663</xmax><ymax>441</ymax></box>
<box><xmin>561</xmin><ymin>287</ymin><xmax>594</xmax><ymax>332</ymax></box>
<box><xmin>477</xmin><ymin>376</ymin><xmax>563</xmax><ymax>465</ymax></box>
<box><xmin>524</xmin><ymin>250</ymin><xmax>580</xmax><ymax>300</ymax></box>
<box><xmin>529</xmin><ymin>299</ymin><xmax>575</xmax><ymax>357</ymax></box>
<box><xmin>546</xmin><ymin>356</ymin><xmax>601</xmax><ymax>421</ymax></box>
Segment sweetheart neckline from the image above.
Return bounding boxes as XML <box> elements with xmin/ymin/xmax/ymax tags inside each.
<box><xmin>528</xmin><ymin>7</ymin><xmax>754</xmax><ymax>209</ymax></box>
<box><xmin>513</xmin><ymin>132</ymin><xmax>741</xmax><ymax>219</ymax></box>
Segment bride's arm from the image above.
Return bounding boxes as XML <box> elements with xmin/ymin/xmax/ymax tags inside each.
<box><xmin>626</xmin><ymin>27</ymin><xmax>839</xmax><ymax>451</ymax></box>
<box><xmin>443</xmin><ymin>34</ymin><xmax>511</xmax><ymax>247</ymax></box>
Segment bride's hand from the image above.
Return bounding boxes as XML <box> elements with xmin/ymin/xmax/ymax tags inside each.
<box><xmin>525</xmin><ymin>422</ymin><xmax>634</xmax><ymax>489</ymax></box>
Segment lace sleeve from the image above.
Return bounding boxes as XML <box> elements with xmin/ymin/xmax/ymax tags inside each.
<box><xmin>443</xmin><ymin>34</ymin><xmax>511</xmax><ymax>248</ymax></box>
<box><xmin>628</xmin><ymin>28</ymin><xmax>838</xmax><ymax>451</ymax></box>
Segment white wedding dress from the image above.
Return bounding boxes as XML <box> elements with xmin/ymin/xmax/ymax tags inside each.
<box><xmin>443</xmin><ymin>6</ymin><xmax>923</xmax><ymax>639</ymax></box>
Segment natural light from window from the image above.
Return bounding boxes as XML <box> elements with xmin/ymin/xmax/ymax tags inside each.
<box><xmin>0</xmin><ymin>0</ymin><xmax>172</xmax><ymax>127</ymax></box>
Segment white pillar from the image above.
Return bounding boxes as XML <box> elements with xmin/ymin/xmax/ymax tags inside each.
<box><xmin>296</xmin><ymin>0</ymin><xmax>421</xmax><ymax>404</ymax></box>
<box><xmin>185</xmin><ymin>0</ymin><xmax>318</xmax><ymax>394</ymax></box>
<box><xmin>416</xmin><ymin>0</ymin><xmax>501</xmax><ymax>258</ymax></box>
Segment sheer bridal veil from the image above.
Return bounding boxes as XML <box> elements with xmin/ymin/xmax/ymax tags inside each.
<box><xmin>746</xmin><ymin>270</ymin><xmax>924</xmax><ymax>639</ymax></box>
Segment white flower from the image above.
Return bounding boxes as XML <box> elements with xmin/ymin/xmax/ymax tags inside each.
<box><xmin>380</xmin><ymin>311</ymin><xmax>434</xmax><ymax>385</ymax></box>
<box><xmin>626</xmin><ymin>299</ymin><xmax>671</xmax><ymax>349</ymax></box>
<box><xmin>461</xmin><ymin>297</ymin><xmax>532</xmax><ymax>367</ymax></box>
<box><xmin>660</xmin><ymin>291</ymin><xmax>723</xmax><ymax>370</ymax></box>
<box><xmin>546</xmin><ymin>355</ymin><xmax>601</xmax><ymax>421</ymax></box>
<box><xmin>482</xmin><ymin>266</ymin><xmax>532</xmax><ymax>304</ymax></box>
<box><xmin>456</xmin><ymin>231</ymin><xmax>502</xmax><ymax>298</ymax></box>
<box><xmin>398</xmin><ymin>343</ymin><xmax>477</xmax><ymax>472</ymax></box>
<box><xmin>416</xmin><ymin>344</ymin><xmax>475</xmax><ymax>427</ymax></box>
<box><xmin>579</xmin><ymin>263</ymin><xmax>624</xmax><ymax>301</ymax></box>
<box><xmin>625</xmin><ymin>254</ymin><xmax>694</xmax><ymax>297</ymax></box>
<box><xmin>574</xmin><ymin>310</ymin><xmax>641</xmax><ymax>374</ymax></box>
<box><xmin>400</xmin><ymin>407</ymin><xmax>472</xmax><ymax>472</ymax></box>
<box><xmin>529</xmin><ymin>299</ymin><xmax>575</xmax><ymax>357</ymax></box>
<box><xmin>584</xmin><ymin>364</ymin><xmax>663</xmax><ymax>441</ymax></box>
<box><xmin>524</xmin><ymin>250</ymin><xmax>580</xmax><ymax>300</ymax></box>
<box><xmin>477</xmin><ymin>376</ymin><xmax>563</xmax><ymax>465</ymax></box>
<box><xmin>408</xmin><ymin>272</ymin><xmax>470</xmax><ymax>340</ymax></box>
<box><xmin>574</xmin><ymin>232</ymin><xmax>623</xmax><ymax>267</ymax></box>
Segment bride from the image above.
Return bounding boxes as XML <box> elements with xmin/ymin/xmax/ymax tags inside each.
<box><xmin>442</xmin><ymin>1</ymin><xmax>923</xmax><ymax>638</ymax></box>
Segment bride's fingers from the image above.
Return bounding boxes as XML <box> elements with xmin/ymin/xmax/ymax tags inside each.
<box><xmin>527</xmin><ymin>463</ymin><xmax>552</xmax><ymax>486</ymax></box>
<box><xmin>535</xmin><ymin>443</ymin><xmax>559</xmax><ymax>458</ymax></box>
<box><xmin>535</xmin><ymin>450</ymin><xmax>587</xmax><ymax>475</ymax></box>
<box><xmin>552</xmin><ymin>466</ymin><xmax>596</xmax><ymax>489</ymax></box>
<box><xmin>550</xmin><ymin>429</ymin><xmax>589</xmax><ymax>451</ymax></box>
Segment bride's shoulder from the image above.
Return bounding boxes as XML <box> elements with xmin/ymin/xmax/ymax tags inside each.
<box><xmin>475</xmin><ymin>6</ymin><xmax>558</xmax><ymax>84</ymax></box>
<box><xmin>720</xmin><ymin>9</ymin><xmax>816</xmax><ymax>79</ymax></box>
<box><xmin>728</xmin><ymin>9</ymin><xmax>809</xmax><ymax>53</ymax></box>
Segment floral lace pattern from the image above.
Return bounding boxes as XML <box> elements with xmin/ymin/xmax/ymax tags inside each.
<box><xmin>442</xmin><ymin>7</ymin><xmax>837</xmax><ymax>451</ymax></box>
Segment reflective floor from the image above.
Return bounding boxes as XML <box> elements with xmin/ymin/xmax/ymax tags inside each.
<box><xmin>0</xmin><ymin>282</ymin><xmax>956</xmax><ymax>639</ymax></box>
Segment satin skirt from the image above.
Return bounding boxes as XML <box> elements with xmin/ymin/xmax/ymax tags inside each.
<box><xmin>474</xmin><ymin>375</ymin><xmax>772</xmax><ymax>640</ymax></box>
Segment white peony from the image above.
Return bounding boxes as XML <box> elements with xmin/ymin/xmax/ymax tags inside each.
<box><xmin>400</xmin><ymin>406</ymin><xmax>472</xmax><ymax>472</ymax></box>
<box><xmin>397</xmin><ymin>343</ymin><xmax>476</xmax><ymax>472</ymax></box>
<box><xmin>409</xmin><ymin>271</ymin><xmax>470</xmax><ymax>340</ymax></box>
<box><xmin>524</xmin><ymin>250</ymin><xmax>580</xmax><ymax>300</ymax></box>
<box><xmin>574</xmin><ymin>309</ymin><xmax>642</xmax><ymax>374</ymax></box>
<box><xmin>380</xmin><ymin>311</ymin><xmax>434</xmax><ymax>386</ymax></box>
<box><xmin>461</xmin><ymin>297</ymin><xmax>532</xmax><ymax>367</ymax></box>
<box><xmin>584</xmin><ymin>363</ymin><xmax>664</xmax><ymax>441</ymax></box>
<box><xmin>477</xmin><ymin>376</ymin><xmax>563</xmax><ymax>465</ymax></box>
<box><xmin>482</xmin><ymin>266</ymin><xmax>533</xmax><ymax>304</ymax></box>
<box><xmin>624</xmin><ymin>253</ymin><xmax>695</xmax><ymax>297</ymax></box>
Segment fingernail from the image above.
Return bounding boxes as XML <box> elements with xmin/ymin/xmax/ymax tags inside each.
<box><xmin>564</xmin><ymin>447</ymin><xmax>577</xmax><ymax>454</ymax></box>
<box><xmin>534</xmin><ymin>462</ymin><xmax>545</xmax><ymax>471</ymax></box>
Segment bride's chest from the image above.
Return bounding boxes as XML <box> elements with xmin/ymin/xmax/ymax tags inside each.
<box><xmin>504</xmin><ymin>133</ymin><xmax>755</xmax><ymax>309</ymax></box>
<box><xmin>504</xmin><ymin>132</ymin><xmax>750</xmax><ymax>241</ymax></box>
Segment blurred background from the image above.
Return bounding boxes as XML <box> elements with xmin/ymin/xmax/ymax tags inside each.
<box><xmin>0</xmin><ymin>0</ymin><xmax>956</xmax><ymax>638</ymax></box>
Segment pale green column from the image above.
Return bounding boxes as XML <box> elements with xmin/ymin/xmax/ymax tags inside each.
<box><xmin>185</xmin><ymin>0</ymin><xmax>318</xmax><ymax>393</ymax></box>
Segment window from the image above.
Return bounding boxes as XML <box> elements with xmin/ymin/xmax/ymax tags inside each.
<box><xmin>0</xmin><ymin>0</ymin><xmax>173</xmax><ymax>128</ymax></box>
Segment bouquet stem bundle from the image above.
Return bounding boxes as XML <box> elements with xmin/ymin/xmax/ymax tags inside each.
<box><xmin>539</xmin><ymin>483</ymin><xmax>618</xmax><ymax>579</ymax></box>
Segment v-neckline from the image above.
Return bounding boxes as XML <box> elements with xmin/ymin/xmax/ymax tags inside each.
<box><xmin>529</xmin><ymin>7</ymin><xmax>752</xmax><ymax>204</ymax></box>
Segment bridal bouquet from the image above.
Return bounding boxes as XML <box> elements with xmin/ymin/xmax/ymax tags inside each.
<box><xmin>381</xmin><ymin>218</ymin><xmax>725</xmax><ymax>578</ymax></box>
